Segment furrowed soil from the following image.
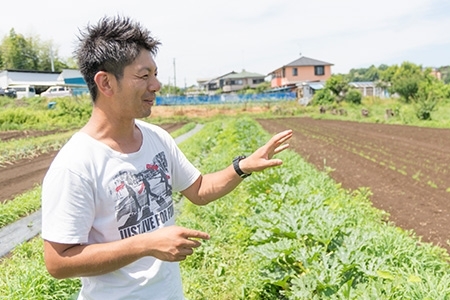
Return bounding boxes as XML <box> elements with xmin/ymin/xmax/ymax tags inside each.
<box><xmin>257</xmin><ymin>117</ymin><xmax>450</xmax><ymax>253</ymax></box>
<box><xmin>1</xmin><ymin>106</ymin><xmax>449</xmax><ymax>254</ymax></box>
<box><xmin>0</xmin><ymin>123</ymin><xmax>185</xmax><ymax>204</ymax></box>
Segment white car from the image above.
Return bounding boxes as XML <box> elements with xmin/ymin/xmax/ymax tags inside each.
<box><xmin>11</xmin><ymin>85</ymin><xmax>36</xmax><ymax>99</ymax></box>
<box><xmin>41</xmin><ymin>86</ymin><xmax>73</xmax><ymax>98</ymax></box>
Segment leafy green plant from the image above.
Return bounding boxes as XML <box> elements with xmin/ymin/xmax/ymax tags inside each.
<box><xmin>312</xmin><ymin>88</ymin><xmax>336</xmax><ymax>105</ymax></box>
<box><xmin>0</xmin><ymin>130</ymin><xmax>74</xmax><ymax>166</ymax></box>
<box><xmin>344</xmin><ymin>88</ymin><xmax>362</xmax><ymax>104</ymax></box>
<box><xmin>0</xmin><ymin>237</ymin><xmax>81</xmax><ymax>299</ymax></box>
<box><xmin>412</xmin><ymin>79</ymin><xmax>444</xmax><ymax>120</ymax></box>
<box><xmin>177</xmin><ymin>117</ymin><xmax>450</xmax><ymax>299</ymax></box>
<box><xmin>0</xmin><ymin>187</ymin><xmax>42</xmax><ymax>228</ymax></box>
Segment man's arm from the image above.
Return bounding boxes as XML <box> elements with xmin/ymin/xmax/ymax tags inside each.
<box><xmin>44</xmin><ymin>226</ymin><xmax>210</xmax><ymax>279</ymax></box>
<box><xmin>182</xmin><ymin>129</ymin><xmax>293</xmax><ymax>205</ymax></box>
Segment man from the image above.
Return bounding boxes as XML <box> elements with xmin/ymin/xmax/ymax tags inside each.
<box><xmin>42</xmin><ymin>15</ymin><xmax>293</xmax><ymax>299</ymax></box>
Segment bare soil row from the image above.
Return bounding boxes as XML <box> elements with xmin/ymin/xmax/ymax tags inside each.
<box><xmin>257</xmin><ymin>117</ymin><xmax>450</xmax><ymax>253</ymax></box>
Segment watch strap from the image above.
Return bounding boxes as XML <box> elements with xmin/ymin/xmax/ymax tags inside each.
<box><xmin>233</xmin><ymin>155</ymin><xmax>251</xmax><ymax>178</ymax></box>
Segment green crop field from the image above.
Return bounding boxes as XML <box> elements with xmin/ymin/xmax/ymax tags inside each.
<box><xmin>1</xmin><ymin>95</ymin><xmax>450</xmax><ymax>299</ymax></box>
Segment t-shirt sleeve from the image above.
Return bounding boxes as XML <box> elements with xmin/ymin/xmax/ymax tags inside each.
<box><xmin>162</xmin><ymin>132</ymin><xmax>201</xmax><ymax>192</ymax></box>
<box><xmin>41</xmin><ymin>166</ymin><xmax>95</xmax><ymax>244</ymax></box>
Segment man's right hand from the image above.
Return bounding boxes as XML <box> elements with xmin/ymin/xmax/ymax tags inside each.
<box><xmin>144</xmin><ymin>226</ymin><xmax>210</xmax><ymax>262</ymax></box>
<box><xmin>44</xmin><ymin>225</ymin><xmax>210</xmax><ymax>279</ymax></box>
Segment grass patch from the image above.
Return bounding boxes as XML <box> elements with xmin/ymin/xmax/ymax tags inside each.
<box><xmin>0</xmin><ymin>130</ymin><xmax>75</xmax><ymax>166</ymax></box>
<box><xmin>0</xmin><ymin>236</ymin><xmax>81</xmax><ymax>299</ymax></box>
<box><xmin>0</xmin><ymin>186</ymin><xmax>42</xmax><ymax>229</ymax></box>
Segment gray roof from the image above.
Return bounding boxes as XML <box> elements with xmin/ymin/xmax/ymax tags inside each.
<box><xmin>6</xmin><ymin>70</ymin><xmax>59</xmax><ymax>82</ymax></box>
<box><xmin>205</xmin><ymin>71</ymin><xmax>237</xmax><ymax>84</ymax></box>
<box><xmin>268</xmin><ymin>56</ymin><xmax>333</xmax><ymax>75</ymax></box>
<box><xmin>349</xmin><ymin>81</ymin><xmax>376</xmax><ymax>87</ymax></box>
<box><xmin>2</xmin><ymin>70</ymin><xmax>62</xmax><ymax>86</ymax></box>
<box><xmin>58</xmin><ymin>69</ymin><xmax>83</xmax><ymax>80</ymax></box>
<box><xmin>285</xmin><ymin>56</ymin><xmax>333</xmax><ymax>67</ymax></box>
<box><xmin>221</xmin><ymin>70</ymin><xmax>265</xmax><ymax>79</ymax></box>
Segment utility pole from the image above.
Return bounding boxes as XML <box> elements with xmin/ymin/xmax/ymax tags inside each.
<box><xmin>168</xmin><ymin>77</ymin><xmax>171</xmax><ymax>96</ymax></box>
<box><xmin>173</xmin><ymin>58</ymin><xmax>177</xmax><ymax>88</ymax></box>
<box><xmin>50</xmin><ymin>47</ymin><xmax>55</xmax><ymax>72</ymax></box>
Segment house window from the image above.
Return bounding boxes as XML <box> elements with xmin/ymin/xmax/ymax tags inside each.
<box><xmin>252</xmin><ymin>78</ymin><xmax>264</xmax><ymax>84</ymax></box>
<box><xmin>292</xmin><ymin>68</ymin><xmax>298</xmax><ymax>76</ymax></box>
<box><xmin>315</xmin><ymin>66</ymin><xmax>325</xmax><ymax>76</ymax></box>
<box><xmin>229</xmin><ymin>80</ymin><xmax>243</xmax><ymax>85</ymax></box>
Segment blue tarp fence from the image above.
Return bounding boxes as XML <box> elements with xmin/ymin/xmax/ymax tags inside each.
<box><xmin>155</xmin><ymin>91</ymin><xmax>297</xmax><ymax>106</ymax></box>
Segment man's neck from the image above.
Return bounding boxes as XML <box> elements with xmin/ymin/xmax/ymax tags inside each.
<box><xmin>81</xmin><ymin>109</ymin><xmax>143</xmax><ymax>153</ymax></box>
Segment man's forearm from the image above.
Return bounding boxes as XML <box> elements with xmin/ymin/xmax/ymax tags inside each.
<box><xmin>183</xmin><ymin>165</ymin><xmax>243</xmax><ymax>206</ymax></box>
<box><xmin>44</xmin><ymin>235</ymin><xmax>147</xmax><ymax>279</ymax></box>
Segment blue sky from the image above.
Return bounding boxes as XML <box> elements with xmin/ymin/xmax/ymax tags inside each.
<box><xmin>1</xmin><ymin>0</ymin><xmax>449</xmax><ymax>87</ymax></box>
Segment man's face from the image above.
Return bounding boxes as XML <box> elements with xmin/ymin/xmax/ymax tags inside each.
<box><xmin>115</xmin><ymin>50</ymin><xmax>161</xmax><ymax>119</ymax></box>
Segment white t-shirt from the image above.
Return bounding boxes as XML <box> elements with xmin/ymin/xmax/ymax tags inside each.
<box><xmin>42</xmin><ymin>119</ymin><xmax>201</xmax><ymax>300</ymax></box>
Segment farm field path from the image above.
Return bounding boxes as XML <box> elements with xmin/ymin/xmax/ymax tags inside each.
<box><xmin>257</xmin><ymin>117</ymin><xmax>450</xmax><ymax>253</ymax></box>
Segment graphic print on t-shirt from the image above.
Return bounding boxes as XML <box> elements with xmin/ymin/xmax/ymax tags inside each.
<box><xmin>108</xmin><ymin>152</ymin><xmax>174</xmax><ymax>239</ymax></box>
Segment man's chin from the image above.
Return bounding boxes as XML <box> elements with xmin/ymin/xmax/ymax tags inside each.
<box><xmin>138</xmin><ymin>109</ymin><xmax>152</xmax><ymax>119</ymax></box>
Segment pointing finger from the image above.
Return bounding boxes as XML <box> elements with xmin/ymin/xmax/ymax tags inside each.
<box><xmin>182</xmin><ymin>229</ymin><xmax>210</xmax><ymax>241</ymax></box>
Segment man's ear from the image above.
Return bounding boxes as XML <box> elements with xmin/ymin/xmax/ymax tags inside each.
<box><xmin>94</xmin><ymin>71</ymin><xmax>115</xmax><ymax>97</ymax></box>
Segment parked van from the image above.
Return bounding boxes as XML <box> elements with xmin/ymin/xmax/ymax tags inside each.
<box><xmin>40</xmin><ymin>86</ymin><xmax>73</xmax><ymax>98</ymax></box>
<box><xmin>10</xmin><ymin>85</ymin><xmax>36</xmax><ymax>99</ymax></box>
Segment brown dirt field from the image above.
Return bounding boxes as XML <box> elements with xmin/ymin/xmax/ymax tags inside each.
<box><xmin>0</xmin><ymin>123</ymin><xmax>185</xmax><ymax>204</ymax></box>
<box><xmin>151</xmin><ymin>103</ymin><xmax>273</xmax><ymax>118</ymax></box>
<box><xmin>257</xmin><ymin>117</ymin><xmax>450</xmax><ymax>253</ymax></box>
<box><xmin>0</xmin><ymin>129</ymin><xmax>68</xmax><ymax>142</ymax></box>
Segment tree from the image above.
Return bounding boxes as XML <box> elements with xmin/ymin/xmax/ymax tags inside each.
<box><xmin>413</xmin><ymin>75</ymin><xmax>449</xmax><ymax>120</ymax></box>
<box><xmin>389</xmin><ymin>62</ymin><xmax>424</xmax><ymax>103</ymax></box>
<box><xmin>0</xmin><ymin>29</ymin><xmax>39</xmax><ymax>70</ymax></box>
<box><xmin>326</xmin><ymin>74</ymin><xmax>349</xmax><ymax>102</ymax></box>
<box><xmin>159</xmin><ymin>84</ymin><xmax>184</xmax><ymax>96</ymax></box>
<box><xmin>379</xmin><ymin>64</ymin><xmax>398</xmax><ymax>83</ymax></box>
<box><xmin>254</xmin><ymin>81</ymin><xmax>271</xmax><ymax>93</ymax></box>
<box><xmin>0</xmin><ymin>28</ymin><xmax>69</xmax><ymax>71</ymax></box>
<box><xmin>439</xmin><ymin>66</ymin><xmax>450</xmax><ymax>84</ymax></box>
<box><xmin>346</xmin><ymin>64</ymin><xmax>386</xmax><ymax>82</ymax></box>
<box><xmin>344</xmin><ymin>89</ymin><xmax>362</xmax><ymax>104</ymax></box>
<box><xmin>312</xmin><ymin>88</ymin><xmax>335</xmax><ymax>105</ymax></box>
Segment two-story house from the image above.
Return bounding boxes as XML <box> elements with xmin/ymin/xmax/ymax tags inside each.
<box><xmin>268</xmin><ymin>56</ymin><xmax>333</xmax><ymax>89</ymax></box>
<box><xmin>200</xmin><ymin>70</ymin><xmax>266</xmax><ymax>93</ymax></box>
<box><xmin>221</xmin><ymin>70</ymin><xmax>266</xmax><ymax>93</ymax></box>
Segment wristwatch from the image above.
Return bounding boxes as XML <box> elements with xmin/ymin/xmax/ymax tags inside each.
<box><xmin>233</xmin><ymin>155</ymin><xmax>252</xmax><ymax>178</ymax></box>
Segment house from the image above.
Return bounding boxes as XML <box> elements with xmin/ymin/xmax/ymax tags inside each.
<box><xmin>199</xmin><ymin>70</ymin><xmax>266</xmax><ymax>94</ymax></box>
<box><xmin>220</xmin><ymin>70</ymin><xmax>266</xmax><ymax>93</ymax></box>
<box><xmin>349</xmin><ymin>81</ymin><xmax>389</xmax><ymax>98</ymax></box>
<box><xmin>297</xmin><ymin>80</ymin><xmax>390</xmax><ymax>105</ymax></box>
<box><xmin>0</xmin><ymin>69</ymin><xmax>88</xmax><ymax>96</ymax></box>
<box><xmin>296</xmin><ymin>81</ymin><xmax>326</xmax><ymax>105</ymax></box>
<box><xmin>199</xmin><ymin>71</ymin><xmax>236</xmax><ymax>93</ymax></box>
<box><xmin>0</xmin><ymin>69</ymin><xmax>61</xmax><ymax>93</ymax></box>
<box><xmin>268</xmin><ymin>56</ymin><xmax>333</xmax><ymax>89</ymax></box>
<box><xmin>58</xmin><ymin>69</ymin><xmax>89</xmax><ymax>96</ymax></box>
